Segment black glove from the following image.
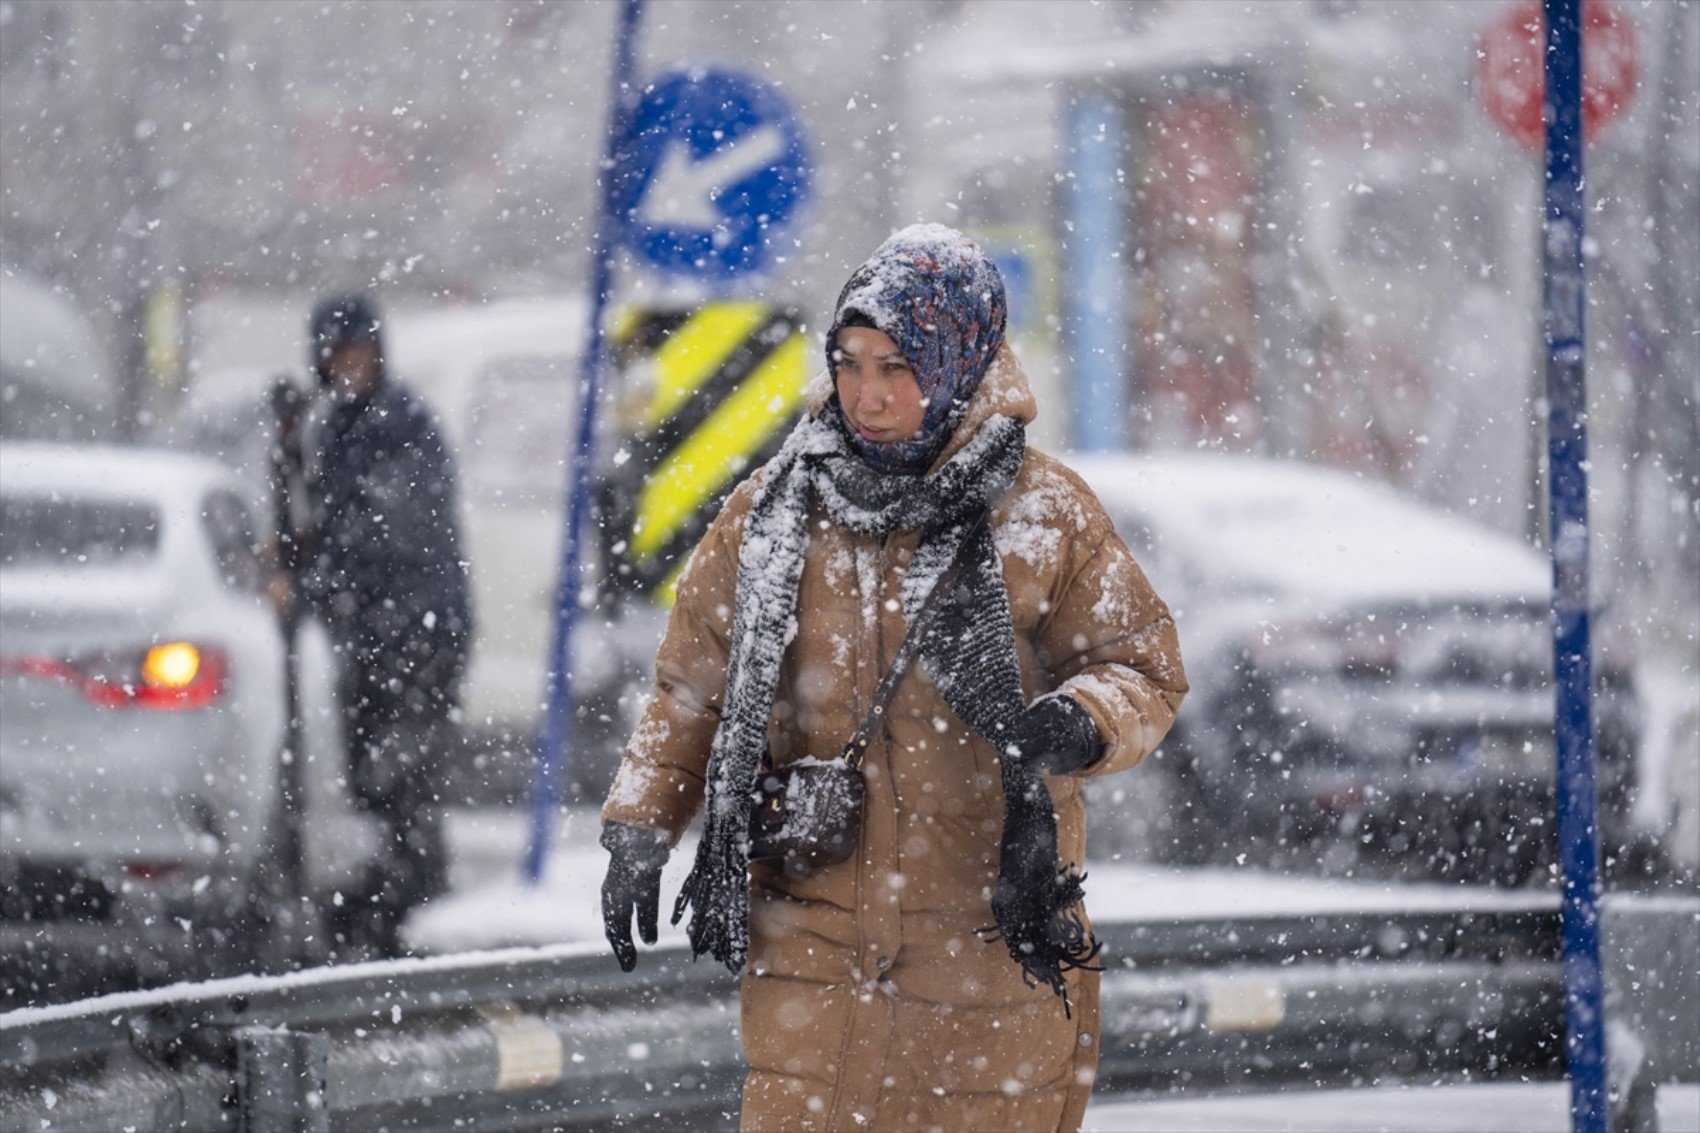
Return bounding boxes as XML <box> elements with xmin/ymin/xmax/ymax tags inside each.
<box><xmin>600</xmin><ymin>822</ymin><xmax>671</xmax><ymax>972</ymax></box>
<box><xmin>1004</xmin><ymin>695</ymin><xmax>1104</xmax><ymax>775</ymax></box>
<box><xmin>981</xmin><ymin>755</ymin><xmax>1101</xmax><ymax>1008</ymax></box>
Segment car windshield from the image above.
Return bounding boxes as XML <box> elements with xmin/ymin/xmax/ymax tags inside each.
<box><xmin>1167</xmin><ymin>487</ymin><xmax>1542</xmax><ymax>602</ymax></box>
<box><xmin>0</xmin><ymin>495</ymin><xmax>160</xmax><ymax>569</ymax></box>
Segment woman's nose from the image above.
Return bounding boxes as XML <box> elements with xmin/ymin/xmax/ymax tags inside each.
<box><xmin>857</xmin><ymin>381</ymin><xmax>890</xmax><ymax>415</ymax></box>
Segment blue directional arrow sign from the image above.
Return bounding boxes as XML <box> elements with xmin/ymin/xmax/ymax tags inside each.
<box><xmin>613</xmin><ymin>67</ymin><xmax>811</xmax><ymax>280</ymax></box>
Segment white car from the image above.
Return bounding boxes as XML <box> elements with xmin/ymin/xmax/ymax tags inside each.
<box><xmin>1070</xmin><ymin>452</ymin><xmax>1649</xmax><ymax>883</ymax></box>
<box><xmin>0</xmin><ymin>443</ymin><xmax>377</xmax><ymax>1004</ymax></box>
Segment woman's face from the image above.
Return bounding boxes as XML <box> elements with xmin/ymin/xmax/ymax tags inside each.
<box><xmin>833</xmin><ymin>326</ymin><xmax>927</xmax><ymax>445</ymax></box>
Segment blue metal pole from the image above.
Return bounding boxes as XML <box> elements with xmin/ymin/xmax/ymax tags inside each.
<box><xmin>1541</xmin><ymin>1</ymin><xmax>1609</xmax><ymax>1129</ymax></box>
<box><xmin>526</xmin><ymin>0</ymin><xmax>646</xmax><ymax>884</ymax></box>
<box><xmin>1062</xmin><ymin>89</ymin><xmax>1132</xmax><ymax>452</ymax></box>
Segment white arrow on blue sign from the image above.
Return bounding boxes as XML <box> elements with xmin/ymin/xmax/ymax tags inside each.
<box><xmin>614</xmin><ymin>67</ymin><xmax>811</xmax><ymax>280</ymax></box>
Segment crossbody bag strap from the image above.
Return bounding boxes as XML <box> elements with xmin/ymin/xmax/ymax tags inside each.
<box><xmin>843</xmin><ymin>508</ymin><xmax>991</xmax><ymax>770</ymax></box>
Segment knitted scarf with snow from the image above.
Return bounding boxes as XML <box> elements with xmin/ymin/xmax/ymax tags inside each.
<box><xmin>673</xmin><ymin>403</ymin><xmax>1099</xmax><ymax>1004</ymax></box>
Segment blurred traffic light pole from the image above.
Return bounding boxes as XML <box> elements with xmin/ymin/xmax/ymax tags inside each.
<box><xmin>526</xmin><ymin>0</ymin><xmax>647</xmax><ymax>884</ymax></box>
<box><xmin>1540</xmin><ymin>1</ymin><xmax>1609</xmax><ymax>1130</ymax></box>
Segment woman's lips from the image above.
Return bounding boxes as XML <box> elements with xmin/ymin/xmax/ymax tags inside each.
<box><xmin>856</xmin><ymin>423</ymin><xmax>892</xmax><ymax>442</ymax></box>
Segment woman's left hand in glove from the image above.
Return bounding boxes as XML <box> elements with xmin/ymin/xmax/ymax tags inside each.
<box><xmin>1003</xmin><ymin>695</ymin><xmax>1104</xmax><ymax>775</ymax></box>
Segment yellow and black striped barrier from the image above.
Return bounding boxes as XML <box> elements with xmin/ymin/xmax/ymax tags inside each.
<box><xmin>601</xmin><ymin>302</ymin><xmax>809</xmax><ymax>604</ymax></box>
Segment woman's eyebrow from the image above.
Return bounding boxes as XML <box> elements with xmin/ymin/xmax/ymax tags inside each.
<box><xmin>836</xmin><ymin>343</ymin><xmax>909</xmax><ymax>364</ymax></box>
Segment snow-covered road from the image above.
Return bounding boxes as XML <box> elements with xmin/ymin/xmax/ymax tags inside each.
<box><xmin>404</xmin><ymin>805</ymin><xmax>1555</xmax><ymax>955</ymax></box>
<box><xmin>1084</xmin><ymin>1082</ymin><xmax>1700</xmax><ymax>1132</ymax></box>
<box><xmin>403</xmin><ymin>808</ymin><xmax>1700</xmax><ymax>1133</ymax></box>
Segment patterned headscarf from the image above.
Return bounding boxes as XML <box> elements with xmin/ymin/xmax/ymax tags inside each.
<box><xmin>827</xmin><ymin>224</ymin><xmax>1008</xmax><ymax>474</ymax></box>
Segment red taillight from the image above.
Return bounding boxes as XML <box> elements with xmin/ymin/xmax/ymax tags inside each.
<box><xmin>1314</xmin><ymin>785</ymin><xmax>1365</xmax><ymax>814</ymax></box>
<box><xmin>1338</xmin><ymin>630</ymin><xmax>1399</xmax><ymax>678</ymax></box>
<box><xmin>133</xmin><ymin>643</ymin><xmax>226</xmax><ymax>710</ymax></box>
<box><xmin>124</xmin><ymin>861</ymin><xmax>183</xmax><ymax>881</ymax></box>
<box><xmin>0</xmin><ymin>643</ymin><xmax>227</xmax><ymax>710</ymax></box>
<box><xmin>1248</xmin><ymin>619</ymin><xmax>1398</xmax><ymax>677</ymax></box>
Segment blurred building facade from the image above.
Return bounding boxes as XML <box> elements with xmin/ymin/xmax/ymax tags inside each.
<box><xmin>2</xmin><ymin>0</ymin><xmax>1695</xmax><ymax>632</ymax></box>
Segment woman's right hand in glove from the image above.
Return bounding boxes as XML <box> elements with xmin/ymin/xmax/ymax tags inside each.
<box><xmin>600</xmin><ymin>822</ymin><xmax>671</xmax><ymax>972</ymax></box>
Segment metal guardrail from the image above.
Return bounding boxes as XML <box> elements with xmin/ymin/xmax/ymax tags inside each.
<box><xmin>2</xmin><ymin>899</ymin><xmax>1694</xmax><ymax>1133</ymax></box>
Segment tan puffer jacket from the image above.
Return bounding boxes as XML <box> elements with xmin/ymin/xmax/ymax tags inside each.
<box><xmin>603</xmin><ymin>345</ymin><xmax>1188</xmax><ymax>1132</ymax></box>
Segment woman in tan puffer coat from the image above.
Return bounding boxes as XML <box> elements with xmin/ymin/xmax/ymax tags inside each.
<box><xmin>601</xmin><ymin>225</ymin><xmax>1186</xmax><ymax>1132</ymax></box>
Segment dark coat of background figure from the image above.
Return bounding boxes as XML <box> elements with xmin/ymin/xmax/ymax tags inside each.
<box><xmin>299</xmin><ymin>294</ymin><xmax>473</xmax><ymax>955</ymax></box>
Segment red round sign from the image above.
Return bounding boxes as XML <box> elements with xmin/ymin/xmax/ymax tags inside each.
<box><xmin>1478</xmin><ymin>0</ymin><xmax>1638</xmax><ymax>151</ymax></box>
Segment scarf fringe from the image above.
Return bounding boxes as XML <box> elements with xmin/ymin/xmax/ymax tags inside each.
<box><xmin>976</xmin><ymin>866</ymin><xmax>1103</xmax><ymax>1017</ymax></box>
<box><xmin>673</xmin><ymin>807</ymin><xmax>752</xmax><ymax>972</ymax></box>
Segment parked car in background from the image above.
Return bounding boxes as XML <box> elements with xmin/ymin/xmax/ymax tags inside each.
<box><xmin>0</xmin><ymin>444</ymin><xmax>377</xmax><ymax>1005</ymax></box>
<box><xmin>1071</xmin><ymin>453</ymin><xmax>1649</xmax><ymax>884</ymax></box>
<box><xmin>0</xmin><ymin>272</ymin><xmax>113</xmax><ymax>443</ymax></box>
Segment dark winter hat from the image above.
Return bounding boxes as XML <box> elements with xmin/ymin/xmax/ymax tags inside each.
<box><xmin>828</xmin><ymin>223</ymin><xmax>1008</xmax><ymax>474</ymax></box>
<box><xmin>308</xmin><ymin>293</ymin><xmax>385</xmax><ymax>382</ymax></box>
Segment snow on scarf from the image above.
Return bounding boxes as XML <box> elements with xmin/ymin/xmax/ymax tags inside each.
<box><xmin>673</xmin><ymin>404</ymin><xmax>1098</xmax><ymax>1004</ymax></box>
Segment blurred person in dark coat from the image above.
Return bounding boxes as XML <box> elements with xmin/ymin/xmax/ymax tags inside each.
<box><xmin>299</xmin><ymin>293</ymin><xmax>472</xmax><ymax>956</ymax></box>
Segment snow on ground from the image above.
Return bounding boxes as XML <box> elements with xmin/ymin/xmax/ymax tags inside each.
<box><xmin>17</xmin><ymin>806</ymin><xmax>1683</xmax><ymax>1133</ymax></box>
<box><xmin>1084</xmin><ymin>1082</ymin><xmax>1700</xmax><ymax>1132</ymax></box>
<box><xmin>406</xmin><ymin>808</ymin><xmax>1700</xmax><ymax>1132</ymax></box>
<box><xmin>1</xmin><ymin>940</ymin><xmax>608</xmax><ymax>1030</ymax></box>
<box><xmin>404</xmin><ymin>805</ymin><xmax>1554</xmax><ymax>954</ymax></box>
<box><xmin>407</xmin><ymin>816</ymin><xmax>1692</xmax><ymax>1133</ymax></box>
